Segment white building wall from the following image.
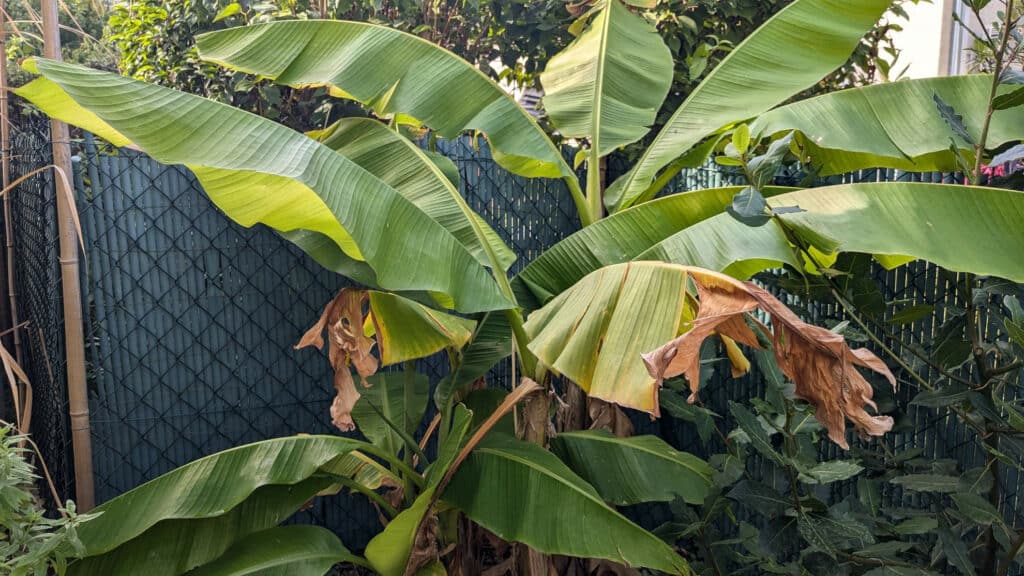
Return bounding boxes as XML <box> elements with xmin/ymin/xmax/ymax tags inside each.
<box><xmin>888</xmin><ymin>0</ymin><xmax>1009</xmax><ymax>78</ymax></box>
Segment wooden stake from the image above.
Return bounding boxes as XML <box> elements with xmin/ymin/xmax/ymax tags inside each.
<box><xmin>40</xmin><ymin>0</ymin><xmax>93</xmax><ymax>510</ymax></box>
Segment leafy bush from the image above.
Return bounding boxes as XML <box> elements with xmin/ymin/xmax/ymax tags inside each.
<box><xmin>0</xmin><ymin>427</ymin><xmax>95</xmax><ymax>576</ymax></box>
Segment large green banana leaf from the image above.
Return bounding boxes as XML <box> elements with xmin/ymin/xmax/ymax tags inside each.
<box><xmin>513</xmin><ymin>186</ymin><xmax>794</xmax><ymax>308</ymax></box>
<box><xmin>750</xmin><ymin>75</ymin><xmax>1024</xmax><ymax>175</ymax></box>
<box><xmin>71</xmin><ymin>480</ymin><xmax>332</xmax><ymax>576</ymax></box>
<box><xmin>763</xmin><ymin>183</ymin><xmax>1024</xmax><ymax>279</ymax></box>
<box><xmin>315</xmin><ymin>118</ymin><xmax>516</xmax><ymax>271</ymax></box>
<box><xmin>193</xmin><ymin>21</ymin><xmax>573</xmax><ymax>182</ymax></box>
<box><xmin>604</xmin><ymin>0</ymin><xmax>892</xmax><ymax>212</ymax></box>
<box><xmin>443</xmin><ymin>434</ymin><xmax>690</xmax><ymax>574</ymax></box>
<box><xmin>551</xmin><ymin>430</ymin><xmax>713</xmax><ymax>505</ymax></box>
<box><xmin>184</xmin><ymin>526</ymin><xmax>364</xmax><ymax>576</ymax></box>
<box><xmin>14</xmin><ymin>60</ymin><xmax>510</xmax><ymax>313</ymax></box>
<box><xmin>67</xmin><ymin>436</ymin><xmax>374</xmax><ymax>575</ymax></box>
<box><xmin>539</xmin><ymin>0</ymin><xmax>672</xmax><ymax>157</ymax></box>
<box><xmin>351</xmin><ymin>370</ymin><xmax>430</xmax><ymax>458</ymax></box>
<box><xmin>520</xmin><ymin>183</ymin><xmax>1024</xmax><ymax>306</ymax></box>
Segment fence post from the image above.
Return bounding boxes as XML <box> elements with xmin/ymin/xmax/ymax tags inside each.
<box><xmin>41</xmin><ymin>0</ymin><xmax>94</xmax><ymax>511</ymax></box>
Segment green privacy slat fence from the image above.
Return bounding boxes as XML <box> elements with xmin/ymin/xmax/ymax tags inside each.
<box><xmin>8</xmin><ymin>124</ymin><xmax>1020</xmax><ymax>566</ymax></box>
<box><xmin>69</xmin><ymin>132</ymin><xmax>583</xmax><ymax>549</ymax></box>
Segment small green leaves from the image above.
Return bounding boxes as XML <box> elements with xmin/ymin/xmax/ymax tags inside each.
<box><xmin>892</xmin><ymin>516</ymin><xmax>938</xmax><ymax>535</ymax></box>
<box><xmin>212</xmin><ymin>2</ymin><xmax>243</xmax><ymax>22</ymax></box>
<box><xmin>728</xmin><ymin>186</ymin><xmax>771</xmax><ymax>226</ymax></box>
<box><xmin>888</xmin><ymin>304</ymin><xmax>935</xmax><ymax>325</ymax></box>
<box><xmin>993</xmin><ymin>88</ymin><xmax>1024</xmax><ymax>110</ymax></box>
<box><xmin>798</xmin><ymin>512</ymin><xmax>874</xmax><ymax>558</ymax></box>
<box><xmin>573</xmin><ymin>148</ymin><xmax>588</xmax><ymax>169</ymax></box>
<box><xmin>931</xmin><ymin>313</ymin><xmax>972</xmax><ymax>369</ymax></box>
<box><xmin>889</xmin><ymin>474</ymin><xmax>961</xmax><ymax>493</ymax></box>
<box><xmin>951</xmin><ymin>493</ymin><xmax>1004</xmax><ymax>526</ymax></box>
<box><xmin>728</xmin><ymin>402</ymin><xmax>785</xmax><ymax>465</ymax></box>
<box><xmin>747</xmin><ymin>132</ymin><xmax>795</xmax><ymax>189</ymax></box>
<box><xmin>909</xmin><ymin>384</ymin><xmax>970</xmax><ymax>408</ymax></box>
<box><xmin>933</xmin><ymin>93</ymin><xmax>974</xmax><ymax>145</ymax></box>
<box><xmin>858</xmin><ymin>477</ymin><xmax>881</xmax><ymax>516</ymax></box>
<box><xmin>714</xmin><ymin>155</ymin><xmax>744</xmax><ymax>167</ymax></box>
<box><xmin>732</xmin><ymin>124</ymin><xmax>751</xmax><ymax>155</ymax></box>
<box><xmin>938</xmin><ymin>522</ymin><xmax>976</xmax><ymax>576</ymax></box>
<box><xmin>660</xmin><ymin>390</ymin><xmax>717</xmax><ymax>443</ymax></box>
<box><xmin>799</xmin><ymin>461</ymin><xmax>864</xmax><ymax>484</ymax></box>
<box><xmin>853</xmin><ymin>541</ymin><xmax>914</xmax><ymax>560</ymax></box>
<box><xmin>726</xmin><ymin>132</ymin><xmax>803</xmax><ymax>226</ymax></box>
<box><xmin>727</xmin><ymin>480</ymin><xmax>789</xmax><ymax>516</ymax></box>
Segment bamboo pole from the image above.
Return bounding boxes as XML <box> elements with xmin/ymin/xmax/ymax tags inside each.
<box><xmin>1</xmin><ymin>0</ymin><xmax>25</xmax><ymax>390</ymax></box>
<box><xmin>40</xmin><ymin>0</ymin><xmax>93</xmax><ymax>510</ymax></box>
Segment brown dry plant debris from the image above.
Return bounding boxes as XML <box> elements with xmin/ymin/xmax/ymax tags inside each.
<box><xmin>642</xmin><ymin>269</ymin><xmax>896</xmax><ymax>449</ymax></box>
<box><xmin>296</xmin><ymin>288</ymin><xmax>379</xmax><ymax>431</ymax></box>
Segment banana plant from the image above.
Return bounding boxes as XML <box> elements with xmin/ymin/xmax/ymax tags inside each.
<box><xmin>15</xmin><ymin>0</ymin><xmax>1024</xmax><ymax>573</ymax></box>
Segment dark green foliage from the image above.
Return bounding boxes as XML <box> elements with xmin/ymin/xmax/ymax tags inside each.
<box><xmin>105</xmin><ymin>0</ymin><xmax>346</xmax><ymax>130</ymax></box>
<box><xmin>101</xmin><ymin>0</ymin><xmax>910</xmax><ymax>136</ymax></box>
<box><xmin>654</xmin><ymin>274</ymin><xmax>1024</xmax><ymax>575</ymax></box>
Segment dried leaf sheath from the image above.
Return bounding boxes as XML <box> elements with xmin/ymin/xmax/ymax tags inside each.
<box><xmin>642</xmin><ymin>271</ymin><xmax>896</xmax><ymax>449</ymax></box>
<box><xmin>296</xmin><ymin>288</ymin><xmax>379</xmax><ymax>431</ymax></box>
<box><xmin>524</xmin><ymin>262</ymin><xmax>895</xmax><ymax>449</ymax></box>
<box><xmin>297</xmin><ymin>288</ymin><xmax>475</xmax><ymax>431</ymax></box>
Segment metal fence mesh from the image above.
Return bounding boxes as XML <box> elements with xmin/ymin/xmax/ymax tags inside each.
<box><xmin>6</xmin><ymin>123</ymin><xmax>1023</xmax><ymax>566</ymax></box>
<box><xmin>6</xmin><ymin>116</ymin><xmax>74</xmax><ymax>506</ymax></box>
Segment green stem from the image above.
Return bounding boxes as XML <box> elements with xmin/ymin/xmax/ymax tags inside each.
<box><xmin>506</xmin><ymin>307</ymin><xmax>538</xmax><ymax>380</ymax></box>
<box><xmin>359</xmin><ymin>443</ymin><xmax>425</xmax><ymax>490</ymax></box>
<box><xmin>331</xmin><ymin>474</ymin><xmax>398</xmax><ymax>518</ymax></box>
<box><xmin>585</xmin><ymin>153</ymin><xmax>604</xmax><ymax>224</ymax></box>
<box><xmin>971</xmin><ymin>0</ymin><xmax>1016</xmax><ymax>183</ymax></box>
<box><xmin>636</xmin><ymin>153</ymin><xmax>697</xmax><ymax>206</ymax></box>
<box><xmin>982</xmin><ymin>432</ymin><xmax>1002</xmax><ymax>574</ymax></box>
<box><xmin>403</xmin><ymin>361</ymin><xmax>416</xmax><ymax>465</ymax></box>
<box><xmin>782</xmin><ymin>401</ymin><xmax>803</xmax><ymax>512</ymax></box>
<box><xmin>964</xmin><ymin>273</ymin><xmax>991</xmax><ymax>384</ymax></box>
<box><xmin>566</xmin><ymin>175</ymin><xmax>594</xmax><ymax>227</ymax></box>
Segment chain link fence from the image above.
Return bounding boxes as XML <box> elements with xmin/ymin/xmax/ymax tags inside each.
<box><xmin>6</xmin><ymin>121</ymin><xmax>1023</xmax><ymax>562</ymax></box>
<box><xmin>5</xmin><ymin>115</ymin><xmax>74</xmax><ymax>506</ymax></box>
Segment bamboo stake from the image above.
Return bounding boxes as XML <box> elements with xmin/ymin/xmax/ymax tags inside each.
<box><xmin>1</xmin><ymin>0</ymin><xmax>24</xmax><ymax>395</ymax></box>
<box><xmin>40</xmin><ymin>0</ymin><xmax>93</xmax><ymax>510</ymax></box>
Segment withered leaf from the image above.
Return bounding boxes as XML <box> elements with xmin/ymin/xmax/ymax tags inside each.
<box><xmin>642</xmin><ymin>270</ymin><xmax>895</xmax><ymax>449</ymax></box>
<box><xmin>297</xmin><ymin>288</ymin><xmax>379</xmax><ymax>432</ymax></box>
<box><xmin>588</xmin><ymin>397</ymin><xmax>635</xmax><ymax>437</ymax></box>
